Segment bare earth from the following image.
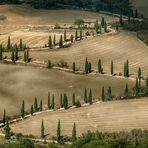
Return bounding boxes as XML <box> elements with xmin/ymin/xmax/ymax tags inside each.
<box><xmin>0</xmin><ymin>64</ymin><xmax>135</xmax><ymax>117</ymax></box>
<box><xmin>10</xmin><ymin>98</ymin><xmax>148</xmax><ymax>138</ymax></box>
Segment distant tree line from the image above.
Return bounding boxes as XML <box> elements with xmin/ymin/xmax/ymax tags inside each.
<box><xmin>0</xmin><ymin>0</ymin><xmax>134</xmax><ymax>16</ymax></box>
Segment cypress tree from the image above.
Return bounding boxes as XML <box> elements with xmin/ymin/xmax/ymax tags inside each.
<box><xmin>98</xmin><ymin>59</ymin><xmax>102</xmax><ymax>74</ymax></box>
<box><xmin>124</xmin><ymin>60</ymin><xmax>129</xmax><ymax>77</ymax></box>
<box><xmin>48</xmin><ymin>36</ymin><xmax>52</xmax><ymax>49</ymax></box>
<box><xmin>108</xmin><ymin>86</ymin><xmax>112</xmax><ymax>99</ymax></box>
<box><xmin>126</xmin><ymin>60</ymin><xmax>129</xmax><ymax>77</ymax></box>
<box><xmin>20</xmin><ymin>39</ymin><xmax>23</xmax><ymax>50</ymax></box>
<box><xmin>84</xmin><ymin>88</ymin><xmax>87</xmax><ymax>103</ymax></box>
<box><xmin>72</xmin><ymin>93</ymin><xmax>76</xmax><ymax>106</ymax></box>
<box><xmin>48</xmin><ymin>92</ymin><xmax>51</xmax><ymax>109</ymax></box>
<box><xmin>111</xmin><ymin>60</ymin><xmax>114</xmax><ymax>75</ymax></box>
<box><xmin>0</xmin><ymin>44</ymin><xmax>3</xmax><ymax>60</ymax></box>
<box><xmin>95</xmin><ymin>20</ymin><xmax>99</xmax><ymax>34</ymax></box>
<box><xmin>4</xmin><ymin>119</ymin><xmax>11</xmax><ymax>140</ymax></box>
<box><xmin>59</xmin><ymin>35</ymin><xmax>63</xmax><ymax>48</ymax></box>
<box><xmin>104</xmin><ymin>21</ymin><xmax>107</xmax><ymax>32</ymax></box>
<box><xmin>64</xmin><ymin>30</ymin><xmax>67</xmax><ymax>42</ymax></box>
<box><xmin>31</xmin><ymin>105</ymin><xmax>34</xmax><ymax>115</ymax></box>
<box><xmin>34</xmin><ymin>97</ymin><xmax>38</xmax><ymax>112</ymax></box>
<box><xmin>41</xmin><ymin>120</ymin><xmax>44</xmax><ymax>139</ymax></box>
<box><xmin>124</xmin><ymin>84</ymin><xmax>129</xmax><ymax>98</ymax></box>
<box><xmin>51</xmin><ymin>94</ymin><xmax>55</xmax><ymax>109</ymax></box>
<box><xmin>72</xmin><ymin>123</ymin><xmax>77</xmax><ymax>142</ymax></box>
<box><xmin>135</xmin><ymin>77</ymin><xmax>139</xmax><ymax>96</ymax></box>
<box><xmin>120</xmin><ymin>15</ymin><xmax>123</xmax><ymax>26</ymax></box>
<box><xmin>138</xmin><ymin>67</ymin><xmax>141</xmax><ymax>80</ymax></box>
<box><xmin>11</xmin><ymin>48</ymin><xmax>15</xmax><ymax>62</ymax></box>
<box><xmin>7</xmin><ymin>36</ymin><xmax>11</xmax><ymax>51</ymax></box>
<box><xmin>80</xmin><ymin>29</ymin><xmax>82</xmax><ymax>40</ymax></box>
<box><xmin>21</xmin><ymin>100</ymin><xmax>25</xmax><ymax>119</ymax></box>
<box><xmin>14</xmin><ymin>44</ymin><xmax>18</xmax><ymax>61</ymax></box>
<box><xmin>53</xmin><ymin>34</ymin><xmax>56</xmax><ymax>46</ymax></box>
<box><xmin>24</xmin><ymin>50</ymin><xmax>27</xmax><ymax>62</ymax></box>
<box><xmin>101</xmin><ymin>87</ymin><xmax>105</xmax><ymax>101</ymax></box>
<box><xmin>63</xmin><ymin>94</ymin><xmax>68</xmax><ymax>109</ymax></box>
<box><xmin>73</xmin><ymin>62</ymin><xmax>76</xmax><ymax>73</ymax></box>
<box><xmin>88</xmin><ymin>62</ymin><xmax>92</xmax><ymax>73</ymax></box>
<box><xmin>85</xmin><ymin>57</ymin><xmax>89</xmax><ymax>74</ymax></box>
<box><xmin>75</xmin><ymin>29</ymin><xmax>78</xmax><ymax>41</ymax></box>
<box><xmin>60</xmin><ymin>94</ymin><xmax>63</xmax><ymax>108</ymax></box>
<box><xmin>26</xmin><ymin>49</ymin><xmax>29</xmax><ymax>63</ymax></box>
<box><xmin>3</xmin><ymin>109</ymin><xmax>6</xmax><ymax>125</ymax></box>
<box><xmin>57</xmin><ymin>120</ymin><xmax>61</xmax><ymax>143</ymax></box>
<box><xmin>40</xmin><ymin>100</ymin><xmax>42</xmax><ymax>111</ymax></box>
<box><xmin>88</xmin><ymin>89</ymin><xmax>92</xmax><ymax>104</ymax></box>
<box><xmin>101</xmin><ymin>17</ymin><xmax>105</xmax><ymax>27</ymax></box>
<box><xmin>70</xmin><ymin>34</ymin><xmax>74</xmax><ymax>43</ymax></box>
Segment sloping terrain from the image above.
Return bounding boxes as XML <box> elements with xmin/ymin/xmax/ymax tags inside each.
<box><xmin>28</xmin><ymin>31</ymin><xmax>148</xmax><ymax>77</ymax></box>
<box><xmin>10</xmin><ymin>98</ymin><xmax>148</xmax><ymax>138</ymax></box>
<box><xmin>0</xmin><ymin>64</ymin><xmax>135</xmax><ymax>117</ymax></box>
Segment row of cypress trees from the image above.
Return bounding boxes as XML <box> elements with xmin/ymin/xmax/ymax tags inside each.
<box><xmin>3</xmin><ymin>77</ymin><xmax>148</xmax><ymax>139</ymax></box>
<box><xmin>48</xmin><ymin>29</ymin><xmax>83</xmax><ymax>49</ymax></box>
<box><xmin>41</xmin><ymin>119</ymin><xmax>77</xmax><ymax>143</ymax></box>
<box><xmin>0</xmin><ymin>43</ymin><xmax>29</xmax><ymax>63</ymax></box>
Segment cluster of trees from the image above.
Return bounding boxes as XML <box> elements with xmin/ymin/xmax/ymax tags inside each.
<box><xmin>0</xmin><ymin>38</ymin><xmax>30</xmax><ymax>63</ymax></box>
<box><xmin>27</xmin><ymin>0</ymin><xmax>133</xmax><ymax>17</ymax></box>
<box><xmin>48</xmin><ymin>29</ymin><xmax>84</xmax><ymax>49</ymax></box>
<box><xmin>41</xmin><ymin>119</ymin><xmax>77</xmax><ymax>143</ymax></box>
<box><xmin>0</xmin><ymin>0</ymin><xmax>20</xmax><ymax>4</ymax></box>
<box><xmin>72</xmin><ymin>129</ymin><xmax>148</xmax><ymax>147</ymax></box>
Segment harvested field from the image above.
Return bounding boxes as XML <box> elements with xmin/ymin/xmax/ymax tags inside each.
<box><xmin>27</xmin><ymin>31</ymin><xmax>148</xmax><ymax>77</ymax></box>
<box><xmin>10</xmin><ymin>98</ymin><xmax>148</xmax><ymax>137</ymax></box>
<box><xmin>0</xmin><ymin>64</ymin><xmax>135</xmax><ymax>117</ymax></box>
<box><xmin>0</xmin><ymin>5</ymin><xmax>118</xmax><ymax>26</ymax></box>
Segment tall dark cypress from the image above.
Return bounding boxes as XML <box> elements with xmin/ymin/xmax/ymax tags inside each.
<box><xmin>84</xmin><ymin>88</ymin><xmax>87</xmax><ymax>103</ymax></box>
<box><xmin>34</xmin><ymin>97</ymin><xmax>38</xmax><ymax>112</ymax></box>
<box><xmin>48</xmin><ymin>92</ymin><xmax>51</xmax><ymax>109</ymax></box>
<box><xmin>72</xmin><ymin>93</ymin><xmax>76</xmax><ymax>106</ymax></box>
<box><xmin>31</xmin><ymin>105</ymin><xmax>34</xmax><ymax>115</ymax></box>
<box><xmin>63</xmin><ymin>94</ymin><xmax>68</xmax><ymax>109</ymax></box>
<box><xmin>51</xmin><ymin>94</ymin><xmax>55</xmax><ymax>109</ymax></box>
<box><xmin>85</xmin><ymin>57</ymin><xmax>89</xmax><ymax>74</ymax></box>
<box><xmin>3</xmin><ymin>109</ymin><xmax>6</xmax><ymax>125</ymax></box>
<box><xmin>72</xmin><ymin>123</ymin><xmax>77</xmax><ymax>142</ymax></box>
<box><xmin>41</xmin><ymin>120</ymin><xmax>44</xmax><ymax>139</ymax></box>
<box><xmin>4</xmin><ymin>119</ymin><xmax>11</xmax><ymax>140</ymax></box>
<box><xmin>98</xmin><ymin>59</ymin><xmax>102</xmax><ymax>74</ymax></box>
<box><xmin>59</xmin><ymin>35</ymin><xmax>63</xmax><ymax>48</ymax></box>
<box><xmin>21</xmin><ymin>100</ymin><xmax>25</xmax><ymax>119</ymax></box>
<box><xmin>111</xmin><ymin>60</ymin><xmax>114</xmax><ymax>75</ymax></box>
<box><xmin>88</xmin><ymin>88</ymin><xmax>92</xmax><ymax>104</ymax></box>
<box><xmin>64</xmin><ymin>30</ymin><xmax>67</xmax><ymax>42</ymax></box>
<box><xmin>101</xmin><ymin>86</ymin><xmax>105</xmax><ymax>101</ymax></box>
<box><xmin>57</xmin><ymin>120</ymin><xmax>61</xmax><ymax>143</ymax></box>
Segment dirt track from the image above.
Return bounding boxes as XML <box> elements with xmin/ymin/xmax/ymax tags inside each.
<box><xmin>10</xmin><ymin>98</ymin><xmax>148</xmax><ymax>138</ymax></box>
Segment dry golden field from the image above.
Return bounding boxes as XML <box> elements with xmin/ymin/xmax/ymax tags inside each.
<box><xmin>0</xmin><ymin>64</ymin><xmax>136</xmax><ymax>117</ymax></box>
<box><xmin>10</xmin><ymin>98</ymin><xmax>148</xmax><ymax>138</ymax></box>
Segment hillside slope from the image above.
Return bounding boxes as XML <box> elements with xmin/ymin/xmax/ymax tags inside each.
<box><xmin>10</xmin><ymin>98</ymin><xmax>148</xmax><ymax>137</ymax></box>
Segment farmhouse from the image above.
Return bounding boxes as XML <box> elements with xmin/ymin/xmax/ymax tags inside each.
<box><xmin>83</xmin><ymin>19</ymin><xmax>97</xmax><ymax>28</ymax></box>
